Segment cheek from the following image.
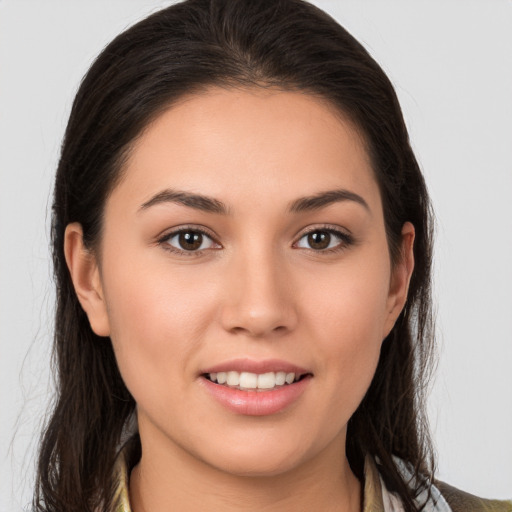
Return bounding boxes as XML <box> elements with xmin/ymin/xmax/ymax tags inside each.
<box><xmin>100</xmin><ymin>252</ymin><xmax>218</xmax><ymax>402</ymax></box>
<box><xmin>304</xmin><ymin>251</ymin><xmax>391</xmax><ymax>344</ymax></box>
<box><xmin>301</xmin><ymin>254</ymin><xmax>390</xmax><ymax>409</ymax></box>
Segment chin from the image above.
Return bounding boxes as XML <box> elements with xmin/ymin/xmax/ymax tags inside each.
<box><xmin>213</xmin><ymin>453</ymin><xmax>304</xmax><ymax>478</ymax></box>
<box><xmin>196</xmin><ymin>435</ymin><xmax>317</xmax><ymax>478</ymax></box>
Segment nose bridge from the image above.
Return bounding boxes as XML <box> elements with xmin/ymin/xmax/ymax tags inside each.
<box><xmin>221</xmin><ymin>240</ymin><xmax>297</xmax><ymax>337</ymax></box>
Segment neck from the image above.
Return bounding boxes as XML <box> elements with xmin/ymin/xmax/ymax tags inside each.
<box><xmin>129</xmin><ymin>428</ymin><xmax>361</xmax><ymax>512</ymax></box>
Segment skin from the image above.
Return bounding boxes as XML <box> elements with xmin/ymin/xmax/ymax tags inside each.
<box><xmin>65</xmin><ymin>87</ymin><xmax>414</xmax><ymax>511</ymax></box>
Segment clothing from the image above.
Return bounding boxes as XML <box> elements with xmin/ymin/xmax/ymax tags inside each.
<box><xmin>111</xmin><ymin>444</ymin><xmax>512</xmax><ymax>512</ymax></box>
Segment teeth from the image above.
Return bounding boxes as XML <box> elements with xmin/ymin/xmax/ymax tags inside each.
<box><xmin>226</xmin><ymin>371</ymin><xmax>240</xmax><ymax>386</ymax></box>
<box><xmin>257</xmin><ymin>372</ymin><xmax>276</xmax><ymax>389</ymax></box>
<box><xmin>207</xmin><ymin>371</ymin><xmax>301</xmax><ymax>390</ymax></box>
<box><xmin>239</xmin><ymin>372</ymin><xmax>258</xmax><ymax>389</ymax></box>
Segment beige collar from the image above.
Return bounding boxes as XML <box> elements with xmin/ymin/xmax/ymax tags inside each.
<box><xmin>112</xmin><ymin>447</ymin><xmax>393</xmax><ymax>512</ymax></box>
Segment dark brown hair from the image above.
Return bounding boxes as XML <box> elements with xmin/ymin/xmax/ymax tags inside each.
<box><xmin>35</xmin><ymin>1</ymin><xmax>436</xmax><ymax>510</ymax></box>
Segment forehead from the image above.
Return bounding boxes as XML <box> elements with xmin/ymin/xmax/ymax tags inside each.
<box><xmin>113</xmin><ymin>86</ymin><xmax>381</xmax><ymax>214</ymax></box>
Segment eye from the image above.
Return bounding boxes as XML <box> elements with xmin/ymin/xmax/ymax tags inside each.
<box><xmin>295</xmin><ymin>228</ymin><xmax>352</xmax><ymax>252</ymax></box>
<box><xmin>160</xmin><ymin>228</ymin><xmax>220</xmax><ymax>253</ymax></box>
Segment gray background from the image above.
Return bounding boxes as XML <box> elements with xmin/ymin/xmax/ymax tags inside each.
<box><xmin>1</xmin><ymin>1</ymin><xmax>511</xmax><ymax>509</ymax></box>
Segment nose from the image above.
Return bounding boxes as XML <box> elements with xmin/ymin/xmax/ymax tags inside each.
<box><xmin>220</xmin><ymin>248</ymin><xmax>298</xmax><ymax>338</ymax></box>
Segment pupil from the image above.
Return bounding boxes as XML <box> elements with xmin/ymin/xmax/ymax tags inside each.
<box><xmin>308</xmin><ymin>231</ymin><xmax>330</xmax><ymax>250</ymax></box>
<box><xmin>179</xmin><ymin>231</ymin><xmax>202</xmax><ymax>250</ymax></box>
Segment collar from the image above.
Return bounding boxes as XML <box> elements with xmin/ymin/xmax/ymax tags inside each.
<box><xmin>111</xmin><ymin>446</ymin><xmax>451</xmax><ymax>512</ymax></box>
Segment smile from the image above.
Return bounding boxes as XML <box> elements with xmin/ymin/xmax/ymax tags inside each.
<box><xmin>205</xmin><ymin>371</ymin><xmax>303</xmax><ymax>391</ymax></box>
<box><xmin>200</xmin><ymin>361</ymin><xmax>312</xmax><ymax>416</ymax></box>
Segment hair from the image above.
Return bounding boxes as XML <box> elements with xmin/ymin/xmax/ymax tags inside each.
<box><xmin>35</xmin><ymin>1</ymin><xmax>436</xmax><ymax>510</ymax></box>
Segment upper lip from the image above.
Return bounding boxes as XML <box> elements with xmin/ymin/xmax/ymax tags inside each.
<box><xmin>201</xmin><ymin>358</ymin><xmax>311</xmax><ymax>376</ymax></box>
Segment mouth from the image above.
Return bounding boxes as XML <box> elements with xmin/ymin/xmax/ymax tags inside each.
<box><xmin>202</xmin><ymin>370</ymin><xmax>311</xmax><ymax>391</ymax></box>
<box><xmin>199</xmin><ymin>359</ymin><xmax>313</xmax><ymax>415</ymax></box>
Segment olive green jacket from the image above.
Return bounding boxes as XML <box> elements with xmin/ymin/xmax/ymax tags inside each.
<box><xmin>363</xmin><ymin>453</ymin><xmax>511</xmax><ymax>512</ymax></box>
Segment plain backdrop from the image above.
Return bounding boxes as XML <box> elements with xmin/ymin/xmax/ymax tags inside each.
<box><xmin>1</xmin><ymin>1</ymin><xmax>511</xmax><ymax>510</ymax></box>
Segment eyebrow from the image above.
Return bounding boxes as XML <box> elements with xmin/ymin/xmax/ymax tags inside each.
<box><xmin>139</xmin><ymin>188</ymin><xmax>369</xmax><ymax>215</ymax></box>
<box><xmin>288</xmin><ymin>189</ymin><xmax>370</xmax><ymax>213</ymax></box>
<box><xmin>139</xmin><ymin>189</ymin><xmax>229</xmax><ymax>214</ymax></box>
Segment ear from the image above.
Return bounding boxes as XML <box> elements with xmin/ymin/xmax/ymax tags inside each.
<box><xmin>382</xmin><ymin>221</ymin><xmax>415</xmax><ymax>338</ymax></box>
<box><xmin>64</xmin><ymin>223</ymin><xmax>110</xmax><ymax>337</ymax></box>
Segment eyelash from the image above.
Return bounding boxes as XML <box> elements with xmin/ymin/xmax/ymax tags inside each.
<box><xmin>295</xmin><ymin>226</ymin><xmax>354</xmax><ymax>254</ymax></box>
<box><xmin>157</xmin><ymin>226</ymin><xmax>219</xmax><ymax>257</ymax></box>
<box><xmin>157</xmin><ymin>225</ymin><xmax>354</xmax><ymax>257</ymax></box>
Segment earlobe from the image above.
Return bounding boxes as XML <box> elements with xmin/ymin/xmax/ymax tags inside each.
<box><xmin>64</xmin><ymin>223</ymin><xmax>110</xmax><ymax>337</ymax></box>
<box><xmin>383</xmin><ymin>222</ymin><xmax>415</xmax><ymax>338</ymax></box>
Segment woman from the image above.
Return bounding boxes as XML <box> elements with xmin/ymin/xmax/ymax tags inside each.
<box><xmin>33</xmin><ymin>0</ymin><xmax>511</xmax><ymax>511</ymax></box>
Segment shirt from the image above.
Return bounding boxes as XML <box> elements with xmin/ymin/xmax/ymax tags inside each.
<box><xmin>111</xmin><ymin>445</ymin><xmax>512</xmax><ymax>512</ymax></box>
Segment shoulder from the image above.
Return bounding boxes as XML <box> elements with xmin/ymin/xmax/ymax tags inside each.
<box><xmin>366</xmin><ymin>454</ymin><xmax>511</xmax><ymax>512</ymax></box>
<box><xmin>436</xmin><ymin>480</ymin><xmax>512</xmax><ymax>512</ymax></box>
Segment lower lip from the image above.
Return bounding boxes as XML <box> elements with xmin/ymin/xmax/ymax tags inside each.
<box><xmin>200</xmin><ymin>376</ymin><xmax>312</xmax><ymax>416</ymax></box>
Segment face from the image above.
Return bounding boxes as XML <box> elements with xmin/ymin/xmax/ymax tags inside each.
<box><xmin>67</xmin><ymin>87</ymin><xmax>413</xmax><ymax>478</ymax></box>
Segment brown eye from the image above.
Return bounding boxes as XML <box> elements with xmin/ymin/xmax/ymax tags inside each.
<box><xmin>179</xmin><ymin>231</ymin><xmax>203</xmax><ymax>250</ymax></box>
<box><xmin>164</xmin><ymin>229</ymin><xmax>217</xmax><ymax>252</ymax></box>
<box><xmin>295</xmin><ymin>228</ymin><xmax>351</xmax><ymax>252</ymax></box>
<box><xmin>307</xmin><ymin>231</ymin><xmax>331</xmax><ymax>250</ymax></box>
